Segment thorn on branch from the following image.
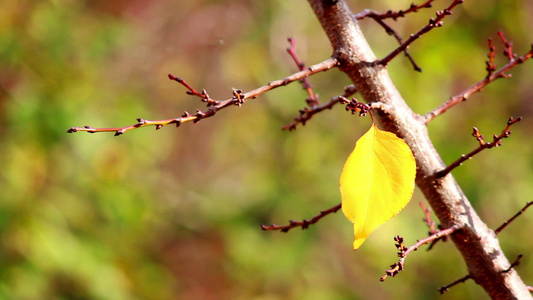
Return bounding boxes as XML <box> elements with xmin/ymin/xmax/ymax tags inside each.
<box><xmin>494</xmin><ymin>201</ymin><xmax>532</xmax><ymax>235</ymax></box>
<box><xmin>503</xmin><ymin>254</ymin><xmax>523</xmax><ymax>273</ymax></box>
<box><xmin>261</xmin><ymin>203</ymin><xmax>341</xmax><ymax>232</ymax></box>
<box><xmin>436</xmin><ymin>117</ymin><xmax>522</xmax><ymax>177</ymax></box>
<box><xmin>438</xmin><ymin>274</ymin><xmax>471</xmax><ymax>294</ymax></box>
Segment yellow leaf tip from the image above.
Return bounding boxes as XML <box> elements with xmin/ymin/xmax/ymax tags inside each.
<box><xmin>353</xmin><ymin>238</ymin><xmax>365</xmax><ymax>250</ymax></box>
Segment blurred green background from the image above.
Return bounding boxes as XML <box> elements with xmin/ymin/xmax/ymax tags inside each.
<box><xmin>1</xmin><ymin>0</ymin><xmax>532</xmax><ymax>299</ymax></box>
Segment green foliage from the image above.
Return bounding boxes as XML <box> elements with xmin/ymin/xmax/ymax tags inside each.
<box><xmin>1</xmin><ymin>0</ymin><xmax>531</xmax><ymax>299</ymax></box>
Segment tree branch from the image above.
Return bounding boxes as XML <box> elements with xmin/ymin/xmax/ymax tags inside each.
<box><xmin>376</xmin><ymin>0</ymin><xmax>464</xmax><ymax>67</ymax></box>
<box><xmin>307</xmin><ymin>0</ymin><xmax>532</xmax><ymax>298</ymax></box>
<box><xmin>356</xmin><ymin>0</ymin><xmax>435</xmax><ymax>22</ymax></box>
<box><xmin>67</xmin><ymin>58</ymin><xmax>338</xmax><ymax>136</ymax></box>
<box><xmin>286</xmin><ymin>37</ymin><xmax>320</xmax><ymax>107</ymax></box>
<box><xmin>282</xmin><ymin>85</ymin><xmax>357</xmax><ymax>131</ymax></box>
<box><xmin>355</xmin><ymin>0</ymin><xmax>437</xmax><ymax>71</ymax></box>
<box><xmin>494</xmin><ymin>201</ymin><xmax>533</xmax><ymax>235</ymax></box>
<box><xmin>436</xmin><ymin>117</ymin><xmax>522</xmax><ymax>177</ymax></box>
<box><xmin>423</xmin><ymin>39</ymin><xmax>533</xmax><ymax>124</ymax></box>
<box><xmin>261</xmin><ymin>203</ymin><xmax>342</xmax><ymax>232</ymax></box>
<box><xmin>380</xmin><ymin>226</ymin><xmax>460</xmax><ymax>281</ymax></box>
<box><xmin>438</xmin><ymin>254</ymin><xmax>525</xmax><ymax>294</ymax></box>
<box><xmin>438</xmin><ymin>274</ymin><xmax>471</xmax><ymax>294</ymax></box>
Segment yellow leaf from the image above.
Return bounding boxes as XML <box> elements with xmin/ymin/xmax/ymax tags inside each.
<box><xmin>340</xmin><ymin>124</ymin><xmax>416</xmax><ymax>249</ymax></box>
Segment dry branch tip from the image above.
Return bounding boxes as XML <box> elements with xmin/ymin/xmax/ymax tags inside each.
<box><xmin>437</xmin><ymin>117</ymin><xmax>522</xmax><ymax>177</ymax></box>
<box><xmin>261</xmin><ymin>203</ymin><xmax>341</xmax><ymax>232</ymax></box>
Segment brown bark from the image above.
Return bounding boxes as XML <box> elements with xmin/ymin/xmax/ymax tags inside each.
<box><xmin>306</xmin><ymin>1</ymin><xmax>532</xmax><ymax>299</ymax></box>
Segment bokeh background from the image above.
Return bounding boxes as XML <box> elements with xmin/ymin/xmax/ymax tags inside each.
<box><xmin>1</xmin><ymin>0</ymin><xmax>532</xmax><ymax>299</ymax></box>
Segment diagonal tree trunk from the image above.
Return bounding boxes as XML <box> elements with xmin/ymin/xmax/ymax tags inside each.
<box><xmin>307</xmin><ymin>1</ymin><xmax>532</xmax><ymax>299</ymax></box>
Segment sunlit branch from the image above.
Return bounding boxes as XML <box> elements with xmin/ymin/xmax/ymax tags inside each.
<box><xmin>424</xmin><ymin>40</ymin><xmax>533</xmax><ymax>124</ymax></box>
<box><xmin>380</xmin><ymin>225</ymin><xmax>460</xmax><ymax>281</ymax></box>
<box><xmin>376</xmin><ymin>0</ymin><xmax>464</xmax><ymax>68</ymax></box>
<box><xmin>67</xmin><ymin>58</ymin><xmax>339</xmax><ymax>136</ymax></box>
<box><xmin>355</xmin><ymin>0</ymin><xmax>436</xmax><ymax>71</ymax></box>
<box><xmin>436</xmin><ymin>117</ymin><xmax>521</xmax><ymax>178</ymax></box>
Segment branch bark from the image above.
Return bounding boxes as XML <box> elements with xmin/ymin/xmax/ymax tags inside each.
<box><xmin>307</xmin><ymin>0</ymin><xmax>531</xmax><ymax>299</ymax></box>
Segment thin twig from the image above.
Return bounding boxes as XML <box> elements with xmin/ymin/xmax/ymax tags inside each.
<box><xmin>282</xmin><ymin>85</ymin><xmax>357</xmax><ymax>131</ymax></box>
<box><xmin>67</xmin><ymin>58</ymin><xmax>338</xmax><ymax>136</ymax></box>
<box><xmin>439</xmin><ymin>202</ymin><xmax>532</xmax><ymax>293</ymax></box>
<box><xmin>420</xmin><ymin>202</ymin><xmax>437</xmax><ymax>235</ymax></box>
<box><xmin>261</xmin><ymin>203</ymin><xmax>341</xmax><ymax>232</ymax></box>
<box><xmin>355</xmin><ymin>13</ymin><xmax>421</xmax><ymax>71</ymax></box>
<box><xmin>439</xmin><ymin>254</ymin><xmax>524</xmax><ymax>294</ymax></box>
<box><xmin>355</xmin><ymin>0</ymin><xmax>436</xmax><ymax>71</ymax></box>
<box><xmin>438</xmin><ymin>274</ymin><xmax>471</xmax><ymax>294</ymax></box>
<box><xmin>286</xmin><ymin>37</ymin><xmax>320</xmax><ymax>107</ymax></box>
<box><xmin>380</xmin><ymin>225</ymin><xmax>460</xmax><ymax>281</ymax></box>
<box><xmin>376</xmin><ymin>0</ymin><xmax>464</xmax><ymax>67</ymax></box>
<box><xmin>419</xmin><ymin>202</ymin><xmax>445</xmax><ymax>250</ymax></box>
<box><xmin>498</xmin><ymin>31</ymin><xmax>515</xmax><ymax>61</ymax></box>
<box><xmin>503</xmin><ymin>254</ymin><xmax>523</xmax><ymax>273</ymax></box>
<box><xmin>168</xmin><ymin>75</ymin><xmax>218</xmax><ymax>107</ymax></box>
<box><xmin>485</xmin><ymin>37</ymin><xmax>497</xmax><ymax>76</ymax></box>
<box><xmin>424</xmin><ymin>37</ymin><xmax>533</xmax><ymax>123</ymax></box>
<box><xmin>436</xmin><ymin>117</ymin><xmax>521</xmax><ymax>177</ymax></box>
<box><xmin>356</xmin><ymin>0</ymin><xmax>435</xmax><ymax>22</ymax></box>
<box><xmin>494</xmin><ymin>201</ymin><xmax>532</xmax><ymax>235</ymax></box>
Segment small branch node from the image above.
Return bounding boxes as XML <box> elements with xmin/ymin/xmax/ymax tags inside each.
<box><xmin>281</xmin><ymin>85</ymin><xmax>356</xmax><ymax>131</ymax></box>
<box><xmin>231</xmin><ymin>89</ymin><xmax>245</xmax><ymax>106</ymax></box>
<box><xmin>340</xmin><ymin>96</ymin><xmax>371</xmax><ymax>117</ymax></box>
